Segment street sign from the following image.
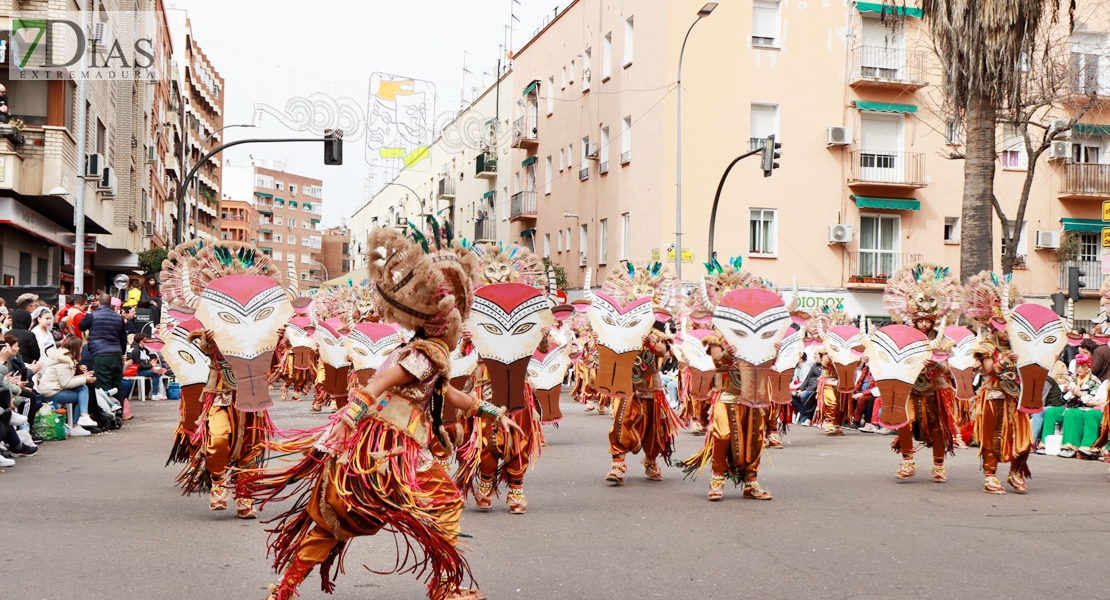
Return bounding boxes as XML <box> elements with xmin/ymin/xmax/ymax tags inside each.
<box><xmin>650</xmin><ymin>248</ymin><xmax>695</xmax><ymax>263</ymax></box>
<box><xmin>1103</xmin><ymin>200</ymin><xmax>1110</xmax><ymax>221</ymax></box>
<box><xmin>1103</xmin><ymin>227</ymin><xmax>1110</xmax><ymax>248</ymax></box>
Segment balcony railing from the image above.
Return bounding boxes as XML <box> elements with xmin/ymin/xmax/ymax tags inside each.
<box><xmin>1061</xmin><ymin>163</ymin><xmax>1110</xmax><ymax>197</ymax></box>
<box><xmin>510</xmin><ymin>191</ymin><xmax>537</xmax><ymax>220</ymax></box>
<box><xmin>437</xmin><ymin>177</ymin><xmax>456</xmax><ymax>199</ymax></box>
<box><xmin>512</xmin><ymin>115</ymin><xmax>538</xmax><ymax>147</ymax></box>
<box><xmin>848</xmin><ymin>252</ymin><xmax>923</xmax><ymax>282</ymax></box>
<box><xmin>1069</xmin><ymin>52</ymin><xmax>1109</xmax><ymax>96</ymax></box>
<box><xmin>849</xmin><ymin>45</ymin><xmax>929</xmax><ymax>88</ymax></box>
<box><xmin>476</xmin><ymin>152</ymin><xmax>497</xmax><ymax>178</ymax></box>
<box><xmin>474</xmin><ymin>218</ymin><xmax>496</xmax><ymax>241</ymax></box>
<box><xmin>1058</xmin><ymin>259</ymin><xmax>1103</xmax><ymax>292</ymax></box>
<box><xmin>848</xmin><ymin>150</ymin><xmax>927</xmax><ymax>187</ymax></box>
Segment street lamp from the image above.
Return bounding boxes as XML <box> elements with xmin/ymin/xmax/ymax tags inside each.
<box><xmin>312</xmin><ymin>260</ymin><xmax>330</xmax><ymax>282</ymax></box>
<box><xmin>191</xmin><ymin>123</ymin><xmax>255</xmax><ymax>239</ymax></box>
<box><xmin>675</xmin><ymin>2</ymin><xmax>717</xmax><ymax>281</ymax></box>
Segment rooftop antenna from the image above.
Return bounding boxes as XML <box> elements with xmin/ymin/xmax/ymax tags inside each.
<box><xmin>460</xmin><ymin>50</ymin><xmax>473</xmax><ymax>110</ymax></box>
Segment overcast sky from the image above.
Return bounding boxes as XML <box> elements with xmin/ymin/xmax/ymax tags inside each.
<box><xmin>171</xmin><ymin>0</ymin><xmax>556</xmax><ymax>228</ymax></box>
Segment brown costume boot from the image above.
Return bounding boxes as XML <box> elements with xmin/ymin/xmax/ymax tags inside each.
<box><xmin>265</xmin><ymin>556</ymin><xmax>313</xmax><ymax>600</ymax></box>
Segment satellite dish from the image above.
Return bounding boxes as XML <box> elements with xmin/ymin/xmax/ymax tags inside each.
<box><xmin>113</xmin><ymin>274</ymin><xmax>130</xmax><ymax>290</ymax></box>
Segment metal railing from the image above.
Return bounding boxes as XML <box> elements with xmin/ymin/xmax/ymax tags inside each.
<box><xmin>1058</xmin><ymin>259</ymin><xmax>1103</xmax><ymax>291</ymax></box>
<box><xmin>437</xmin><ymin>177</ymin><xmax>456</xmax><ymax>198</ymax></box>
<box><xmin>513</xmin><ymin>115</ymin><xmax>538</xmax><ymax>144</ymax></box>
<box><xmin>599</xmin><ymin>161</ymin><xmax>609</xmax><ymax>174</ymax></box>
<box><xmin>510</xmin><ymin>191</ymin><xmax>537</xmax><ymax>219</ymax></box>
<box><xmin>476</xmin><ymin>152</ymin><xmax>497</xmax><ymax>176</ymax></box>
<box><xmin>1062</xmin><ymin>163</ymin><xmax>1110</xmax><ymax>196</ymax></box>
<box><xmin>849</xmin><ymin>150</ymin><xmax>927</xmax><ymax>186</ymax></box>
<box><xmin>850</xmin><ymin>45</ymin><xmax>929</xmax><ymax>86</ymax></box>
<box><xmin>474</xmin><ymin>218</ymin><xmax>496</xmax><ymax>241</ymax></box>
<box><xmin>579</xmin><ymin>167</ymin><xmax>589</xmax><ymax>180</ymax></box>
<box><xmin>1069</xmin><ymin>52</ymin><xmax>1109</xmax><ymax>96</ymax></box>
<box><xmin>848</xmin><ymin>252</ymin><xmax>923</xmax><ymax>281</ymax></box>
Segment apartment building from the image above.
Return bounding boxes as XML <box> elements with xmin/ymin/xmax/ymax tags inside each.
<box><xmin>350</xmin><ymin>71</ymin><xmax>515</xmax><ymax>270</ymax></box>
<box><xmin>142</xmin><ymin>0</ymin><xmax>179</xmax><ymax>250</ymax></box>
<box><xmin>320</xmin><ymin>226</ymin><xmax>352</xmax><ymax>282</ymax></box>
<box><xmin>510</xmin><ymin>0</ymin><xmax>1110</xmax><ymax>320</ymax></box>
<box><xmin>219</xmin><ymin>199</ymin><xmax>259</xmax><ymax>245</ymax></box>
<box><xmin>223</xmin><ymin>159</ymin><xmax>325</xmax><ymax>291</ymax></box>
<box><xmin>167</xmin><ymin>8</ymin><xmax>224</xmax><ymax>241</ymax></box>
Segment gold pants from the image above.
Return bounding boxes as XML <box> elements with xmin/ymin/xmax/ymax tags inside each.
<box><xmin>609</xmin><ymin>394</ymin><xmax>663</xmax><ymax>460</ymax></box>
<box><xmin>821</xmin><ymin>384</ymin><xmax>845</xmax><ymax>426</ymax></box>
<box><xmin>896</xmin><ymin>391</ymin><xmax>946</xmax><ymax>463</ymax></box>
<box><xmin>708</xmin><ymin>401</ymin><xmax>765</xmax><ymax>479</ymax></box>
<box><xmin>976</xmin><ymin>398</ymin><xmax>1032</xmax><ymax>475</ymax></box>
<box><xmin>205</xmin><ymin>404</ymin><xmax>265</xmax><ymax>483</ymax></box>
<box><xmin>478</xmin><ymin>407</ymin><xmax>537</xmax><ymax>484</ymax></box>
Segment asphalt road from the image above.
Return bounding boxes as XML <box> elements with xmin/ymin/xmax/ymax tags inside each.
<box><xmin>4</xmin><ymin>392</ymin><xmax>1110</xmax><ymax>600</ymax></box>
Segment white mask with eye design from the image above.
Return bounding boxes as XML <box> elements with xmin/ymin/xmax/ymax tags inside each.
<box><xmin>527</xmin><ymin>343</ymin><xmax>572</xmax><ymax>391</ymax></box>
<box><xmin>467</xmin><ymin>283</ymin><xmax>555</xmax><ymax>365</ymax></box>
<box><xmin>1007</xmin><ymin>304</ymin><xmax>1066</xmax><ymax>371</ymax></box>
<box><xmin>160</xmin><ymin>318</ymin><xmax>211</xmax><ymax>387</ymax></box>
<box><xmin>345</xmin><ymin>322</ymin><xmax>402</xmax><ymax>372</ymax></box>
<box><xmin>314</xmin><ymin>318</ymin><xmax>352</xmax><ymax>369</ymax></box>
<box><xmin>587</xmin><ymin>291</ymin><xmax>655</xmax><ymax>355</ymax></box>
<box><xmin>712</xmin><ymin>288</ymin><xmax>791</xmax><ymax>367</ymax></box>
<box><xmin>680</xmin><ymin>329</ymin><xmax>717</xmax><ymax>373</ymax></box>
<box><xmin>285</xmin><ymin>317</ymin><xmax>317</xmax><ymax>349</ymax></box>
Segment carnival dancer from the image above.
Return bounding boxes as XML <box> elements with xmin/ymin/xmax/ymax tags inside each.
<box><xmin>582</xmin><ymin>263</ymin><xmax>680</xmax><ymax>484</ymax></box>
<box><xmin>881</xmin><ymin>263</ymin><xmax>962</xmax><ymax>482</ymax></box>
<box><xmin>675</xmin><ymin>308</ymin><xmax>717</xmax><ymax>435</ymax></box>
<box><xmin>160</xmin><ymin>240</ymin><xmax>294</xmax><ymax>518</ymax></box>
<box><xmin>238</xmin><ymin>222</ymin><xmax>519</xmax><ymax>600</ymax></box>
<box><xmin>964</xmin><ymin>272</ymin><xmax>1065</xmax><ymax>494</ymax></box>
<box><xmin>815</xmin><ymin>306</ymin><xmax>862</xmax><ymax>435</ymax></box>
<box><xmin>455</xmin><ymin>242</ymin><xmax>567</xmax><ymax>514</ymax></box>
<box><xmin>310</xmin><ymin>318</ymin><xmax>353</xmax><ymax>412</ymax></box>
<box><xmin>161</xmin><ymin>317</ymin><xmax>212</xmax><ymax>466</ymax></box>
<box><xmin>677</xmin><ymin>258</ymin><xmax>794</xmax><ymax>500</ymax></box>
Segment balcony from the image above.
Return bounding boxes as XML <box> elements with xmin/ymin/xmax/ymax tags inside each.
<box><xmin>1060</xmin><ymin>163</ymin><xmax>1110</xmax><ymax>200</ymax></box>
<box><xmin>1058</xmin><ymin>259</ymin><xmax>1103</xmax><ymax>293</ymax></box>
<box><xmin>474</xmin><ymin>218</ymin><xmax>496</xmax><ymax>242</ymax></box>
<box><xmin>847</xmin><ymin>150</ymin><xmax>927</xmax><ymax>189</ymax></box>
<box><xmin>437</xmin><ymin>177</ymin><xmax>456</xmax><ymax>199</ymax></box>
<box><xmin>1069</xmin><ymin>52</ymin><xmax>1109</xmax><ymax>97</ymax></box>
<box><xmin>847</xmin><ymin>252</ymin><xmax>923</xmax><ymax>288</ymax></box>
<box><xmin>512</xmin><ymin>115</ymin><xmax>538</xmax><ymax>148</ymax></box>
<box><xmin>510</xmin><ymin>191</ymin><xmax>537</xmax><ymax>221</ymax></box>
<box><xmin>849</xmin><ymin>46</ymin><xmax>929</xmax><ymax>90</ymax></box>
<box><xmin>475</xmin><ymin>152</ymin><xmax>497</xmax><ymax>179</ymax></box>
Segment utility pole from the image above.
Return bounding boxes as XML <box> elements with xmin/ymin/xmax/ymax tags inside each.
<box><xmin>72</xmin><ymin>3</ymin><xmax>90</xmax><ymax>294</ymax></box>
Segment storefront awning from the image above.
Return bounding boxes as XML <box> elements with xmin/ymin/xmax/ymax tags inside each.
<box><xmin>93</xmin><ymin>247</ymin><xmax>140</xmax><ymax>270</ymax></box>
<box><xmin>1074</xmin><ymin>124</ymin><xmax>1110</xmax><ymax>136</ymax></box>
<box><xmin>522</xmin><ymin>156</ymin><xmax>537</xmax><ymax>167</ymax></box>
<box><xmin>1061</xmin><ymin>218</ymin><xmax>1104</xmax><ymax>233</ymax></box>
<box><xmin>853</xmin><ymin>100</ymin><xmax>917</xmax><ymax>114</ymax></box>
<box><xmin>520</xmin><ymin>228</ymin><xmax>535</xmax><ymax>238</ymax></box>
<box><xmin>852</xmin><ymin>195</ymin><xmax>920</xmax><ymax>210</ymax></box>
<box><xmin>255</xmin><ymin>192</ymin><xmax>273</xmax><ymax>198</ymax></box>
<box><xmin>522</xmin><ymin>80</ymin><xmax>539</xmax><ymax>96</ymax></box>
<box><xmin>483</xmin><ymin>190</ymin><xmax>495</xmax><ymax>199</ymax></box>
<box><xmin>856</xmin><ymin>2</ymin><xmax>923</xmax><ymax>18</ymax></box>
<box><xmin>3</xmin><ymin>191</ymin><xmax>111</xmax><ymax>234</ymax></box>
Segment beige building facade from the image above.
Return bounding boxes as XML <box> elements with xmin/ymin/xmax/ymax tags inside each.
<box><xmin>509</xmin><ymin>0</ymin><xmax>1110</xmax><ymax>320</ymax></box>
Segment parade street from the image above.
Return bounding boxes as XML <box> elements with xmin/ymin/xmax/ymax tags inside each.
<box><xmin>4</xmin><ymin>392</ymin><xmax>1108</xmax><ymax>600</ymax></box>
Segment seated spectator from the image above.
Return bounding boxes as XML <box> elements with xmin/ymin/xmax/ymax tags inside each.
<box><xmin>37</xmin><ymin>335</ymin><xmax>98</xmax><ymax>437</ymax></box>
<box><xmin>128</xmin><ymin>333</ymin><xmax>167</xmax><ymax>401</ymax></box>
<box><xmin>791</xmin><ymin>348</ymin><xmax>824</xmax><ymax>425</ymax></box>
<box><xmin>9</xmin><ymin>304</ymin><xmax>40</xmax><ymax>365</ymax></box>
<box><xmin>850</xmin><ymin>356</ymin><xmax>876</xmax><ymax>431</ymax></box>
<box><xmin>1046</xmin><ymin>353</ymin><xmax>1105</xmax><ymax>458</ymax></box>
<box><xmin>1034</xmin><ymin>369</ymin><xmax>1065</xmax><ymax>454</ymax></box>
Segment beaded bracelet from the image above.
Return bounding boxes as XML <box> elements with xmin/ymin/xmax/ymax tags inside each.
<box><xmin>477</xmin><ymin>400</ymin><xmax>506</xmax><ymax>420</ymax></box>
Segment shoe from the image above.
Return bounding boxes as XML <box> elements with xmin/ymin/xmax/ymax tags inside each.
<box><xmin>67</xmin><ymin>425</ymin><xmax>91</xmax><ymax>437</ymax></box>
<box><xmin>1078</xmin><ymin>447</ymin><xmax>1096</xmax><ymax>460</ymax></box>
<box><xmin>691</xmin><ymin>421</ymin><xmax>706</xmax><ymax>435</ymax></box>
<box><xmin>605</xmin><ymin>460</ymin><xmax>627</xmax><ymax>484</ymax></box>
<box><xmin>984</xmin><ymin>475</ymin><xmax>1006</xmax><ymax>494</ymax></box>
<box><xmin>860</xmin><ymin>423</ymin><xmax>876</xmax><ymax>433</ymax></box>
<box><xmin>1059</xmin><ymin>449</ymin><xmax>1077</xmax><ymax>458</ymax></box>
<box><xmin>77</xmin><ymin>414</ymin><xmax>98</xmax><ymax>427</ymax></box>
<box><xmin>643</xmin><ymin>459</ymin><xmax>663</xmax><ymax>481</ymax></box>
<box><xmin>880</xmin><ymin>428</ymin><xmax>896</xmax><ymax>435</ymax></box>
<box><xmin>931</xmin><ymin>465</ymin><xmax>947</xmax><ymax>483</ymax></box>
<box><xmin>9</xmin><ymin>411</ymin><xmax>27</xmax><ymax>427</ymax></box>
<box><xmin>708</xmin><ymin>474</ymin><xmax>726</xmax><ymax>501</ymax></box>
<box><xmin>824</xmin><ymin>425</ymin><xmax>844</xmax><ymax>436</ymax></box>
<box><xmin>742</xmin><ymin>480</ymin><xmax>772</xmax><ymax>500</ymax></box>
<box><xmin>953</xmin><ymin>437</ymin><xmax>968</xmax><ymax>449</ymax></box>
<box><xmin>474</xmin><ymin>478</ymin><xmax>494</xmax><ymax>510</ymax></box>
<box><xmin>280</xmin><ymin>387</ymin><xmax>289</xmax><ymax>401</ymax></box>
<box><xmin>1006</xmin><ymin>472</ymin><xmax>1027</xmax><ymax>494</ymax></box>
<box><xmin>0</xmin><ymin>455</ymin><xmax>14</xmax><ymax>467</ymax></box>
<box><xmin>31</xmin><ymin>434</ymin><xmax>43</xmax><ymax>444</ymax></box>
<box><xmin>584</xmin><ymin>402</ymin><xmax>595</xmax><ymax>412</ymax></box>
<box><xmin>151</xmin><ymin>394</ymin><xmax>166</xmax><ymax>402</ymax></box>
<box><xmin>236</xmin><ymin>498</ymin><xmax>258</xmax><ymax>519</ymax></box>
<box><xmin>14</xmin><ymin>445</ymin><xmax>38</xmax><ymax>457</ymax></box>
<box><xmin>896</xmin><ymin>460</ymin><xmax>916</xmax><ymax>479</ymax></box>
<box><xmin>210</xmin><ymin>484</ymin><xmax>229</xmax><ymax>510</ymax></box>
<box><xmin>849</xmin><ymin>422</ymin><xmax>860</xmax><ymax>430</ymax></box>
<box><xmin>766</xmin><ymin>433</ymin><xmax>783</xmax><ymax>448</ymax></box>
<box><xmin>507</xmin><ymin>487</ymin><xmax>527</xmax><ymax>514</ymax></box>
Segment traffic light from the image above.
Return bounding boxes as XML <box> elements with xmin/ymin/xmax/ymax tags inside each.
<box><xmin>1051</xmin><ymin>292</ymin><xmax>1067</xmax><ymax>316</ymax></box>
<box><xmin>324</xmin><ymin>130</ymin><xmax>343</xmax><ymax>165</ymax></box>
<box><xmin>1068</xmin><ymin>265</ymin><xmax>1086</xmax><ymax>301</ymax></box>
<box><xmin>761</xmin><ymin>133</ymin><xmax>781</xmax><ymax>177</ymax></box>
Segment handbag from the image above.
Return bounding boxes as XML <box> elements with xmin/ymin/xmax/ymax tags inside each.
<box><xmin>123</xmin><ymin>364</ymin><xmax>139</xmax><ymax>377</ymax></box>
<box><xmin>32</xmin><ymin>405</ymin><xmax>66</xmax><ymax>441</ymax></box>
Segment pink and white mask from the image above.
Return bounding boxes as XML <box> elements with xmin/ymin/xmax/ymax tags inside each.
<box><xmin>160</xmin><ymin>318</ymin><xmax>210</xmax><ymax>437</ymax></box>
<box><xmin>942</xmin><ymin>325</ymin><xmax>979</xmax><ymax>401</ymax></box>
<box><xmin>315</xmin><ymin>318</ymin><xmax>352</xmax><ymax>396</ymax></box>
<box><xmin>586</xmin><ymin>291</ymin><xmax>655</xmax><ymax>399</ymax></box>
<box><xmin>1007</xmin><ymin>303</ymin><xmax>1067</xmax><ymax>413</ymax></box>
<box><xmin>712</xmin><ymin>288</ymin><xmax>791</xmax><ymax>407</ymax></box>
<box><xmin>468</xmin><ymin>283</ymin><xmax>555</xmax><ymax>412</ymax></box>
<box><xmin>864</xmin><ymin>324</ymin><xmax>930</xmax><ymax>429</ymax></box>
<box><xmin>345</xmin><ymin>322</ymin><xmax>403</xmax><ymax>385</ymax></box>
<box><xmin>770</xmin><ymin>326</ymin><xmax>805</xmax><ymax>404</ymax></box>
<box><xmin>196</xmin><ymin>274</ymin><xmax>293</xmax><ymax>412</ymax></box>
<box><xmin>824</xmin><ymin>325</ymin><xmax>862</xmax><ymax>392</ymax></box>
<box><xmin>528</xmin><ymin>328</ymin><xmax>572</xmax><ymax>424</ymax></box>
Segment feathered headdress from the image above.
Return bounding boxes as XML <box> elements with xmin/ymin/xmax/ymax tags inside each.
<box><xmin>160</xmin><ymin>240</ymin><xmax>279</xmax><ymax>309</ymax></box>
<box><xmin>962</xmin><ymin>270</ymin><xmax>1023</xmax><ymax>331</ymax></box>
<box><xmin>883</xmin><ymin>262</ymin><xmax>961</xmax><ymax>325</ymax></box>
<box><xmin>601</xmin><ymin>260</ymin><xmax>674</xmax><ymax>307</ymax></box>
<box><xmin>697</xmin><ymin>256</ymin><xmax>775</xmax><ymax>310</ymax></box>
<box><xmin>467</xmin><ymin>241</ymin><xmax>548</xmax><ymax>289</ymax></box>
<box><xmin>367</xmin><ymin>217</ymin><xmax>476</xmax><ymax>339</ymax></box>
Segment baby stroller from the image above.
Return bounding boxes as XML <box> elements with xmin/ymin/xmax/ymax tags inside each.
<box><xmin>90</xmin><ymin>385</ymin><xmax>123</xmax><ymax>430</ymax></box>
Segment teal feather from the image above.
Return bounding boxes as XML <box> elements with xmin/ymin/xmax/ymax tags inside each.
<box><xmin>408</xmin><ymin>224</ymin><xmax>430</xmax><ymax>253</ymax></box>
<box><xmin>626</xmin><ymin>262</ymin><xmax>635</xmax><ymax>276</ymax></box>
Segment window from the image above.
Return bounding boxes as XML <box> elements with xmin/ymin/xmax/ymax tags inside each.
<box><xmin>1079</xmin><ymin>232</ymin><xmax>1100</xmax><ymax>262</ymax></box>
<box><xmin>621</xmin><ymin>116</ymin><xmax>632</xmax><ymax>164</ymax></box>
<box><xmin>569</xmin><ymin>59</ymin><xmax>575</xmax><ymax>84</ymax></box>
<box><xmin>568</xmin><ymin>143</ymin><xmax>574</xmax><ymax>170</ymax></box>
<box><xmin>275</xmin><ymin>234</ymin><xmax>283</xmax><ymax>243</ymax></box>
<box><xmin>547</xmin><ymin>76</ymin><xmax>554</xmax><ymax>115</ymax></box>
<box><xmin>544</xmin><ymin>233</ymin><xmax>551</xmax><ymax>257</ymax></box>
<box><xmin>945</xmin><ymin>120</ymin><xmax>963</xmax><ymax>145</ymax></box>
<box><xmin>567</xmin><ymin>228</ymin><xmax>573</xmax><ymax>254</ymax></box>
<box><xmin>545</xmin><ymin>156</ymin><xmax>553</xmax><ymax>194</ymax></box>
<box><xmin>944</xmin><ymin>217</ymin><xmax>959</xmax><ymax>244</ymax></box>
<box><xmin>599</xmin><ymin>219</ymin><xmax>608</xmax><ymax>264</ymax></box>
<box><xmin>561</xmin><ymin>66</ymin><xmax>567</xmax><ymax>89</ymax></box>
<box><xmin>749</xmin><ymin>209</ymin><xmax>777</xmax><ymax>256</ymax></box>
<box><xmin>273</xmin><ymin>251</ymin><xmax>283</xmax><ymax>261</ymax></box>
<box><xmin>557</xmin><ymin>229</ymin><xmax>563</xmax><ymax>252</ymax></box>
<box><xmin>582</xmin><ymin>48</ymin><xmax>592</xmax><ymax>91</ymax></box>
<box><xmin>580</xmin><ymin>224</ymin><xmax>589</xmax><ymax>266</ymax></box>
<box><xmin>303</xmin><ymin>221</ymin><xmax>310</xmax><ymax>229</ymax></box>
<box><xmin>96</xmin><ymin>118</ymin><xmax>107</xmax><ymax>154</ymax></box>
<box><xmin>301</xmin><ymin>253</ymin><xmax>311</xmax><ymax>264</ymax></box>
<box><xmin>288</xmin><ymin>235</ymin><xmax>296</xmax><ymax>245</ymax></box>
<box><xmin>600</xmin><ymin>126</ymin><xmax>610</xmax><ymax>171</ymax></box>
<box><xmin>288</xmin><ymin>218</ymin><xmax>296</xmax><ymax>228</ymax></box>
<box><xmin>275</xmin><ymin>181</ymin><xmax>284</xmax><ymax>191</ymax></box>
<box><xmin>623</xmin><ymin>16</ymin><xmax>634</xmax><ymax>67</ymax></box>
<box><xmin>750</xmin><ymin>104</ymin><xmax>777</xmax><ymax>151</ymax></box>
<box><xmin>622</xmin><ymin>213</ymin><xmax>630</xmax><ymax>260</ymax></box>
<box><xmin>300</xmin><ymin>272</ymin><xmax>308</xmax><ymax>281</ymax></box>
<box><xmin>274</xmin><ymin>216</ymin><xmax>282</xmax><ymax>225</ymax></box>
<box><xmin>559</xmin><ymin>147</ymin><xmax>565</xmax><ymax>172</ymax></box>
<box><xmin>602</xmin><ymin>32</ymin><xmax>613</xmax><ymax>81</ymax></box>
<box><xmin>1072</xmin><ymin>138</ymin><xmax>1104</xmax><ymax>164</ymax></box>
<box><xmin>1001</xmin><ymin>124</ymin><xmax>1026</xmax><ymax>169</ymax></box>
<box><xmin>858</xmin><ymin>215</ymin><xmax>900</xmax><ymax>277</ymax></box>
<box><xmin>581</xmin><ymin>136</ymin><xmax>590</xmax><ymax>180</ymax></box>
<box><xmin>752</xmin><ymin>1</ymin><xmax>781</xmax><ymax>48</ymax></box>
<box><xmin>289</xmin><ymin>184</ymin><xmax>297</xmax><ymax>196</ymax></box>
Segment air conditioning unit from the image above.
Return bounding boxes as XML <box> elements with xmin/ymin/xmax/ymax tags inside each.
<box><xmin>827</xmin><ymin>223</ymin><xmax>853</xmax><ymax>244</ymax></box>
<box><xmin>827</xmin><ymin>126</ymin><xmax>851</xmax><ymax>146</ymax></box>
<box><xmin>92</xmin><ymin>22</ymin><xmax>106</xmax><ymax>45</ymax></box>
<box><xmin>1034</xmin><ymin>229</ymin><xmax>1060</xmax><ymax>249</ymax></box>
<box><xmin>86</xmin><ymin>153</ymin><xmax>104</xmax><ymax>178</ymax></box>
<box><xmin>1047</xmin><ymin>141</ymin><xmax>1072</xmax><ymax>161</ymax></box>
<box><xmin>579</xmin><ymin>252</ymin><xmax>588</xmax><ymax>267</ymax></box>
<box><xmin>142</xmin><ymin>221</ymin><xmax>155</xmax><ymax>237</ymax></box>
<box><xmin>145</xmin><ymin>145</ymin><xmax>156</xmax><ymax>162</ymax></box>
<box><xmin>99</xmin><ymin>167</ymin><xmax>118</xmax><ymax>196</ymax></box>
<box><xmin>1051</xmin><ymin>119</ymin><xmax>1071</xmax><ymax>136</ymax></box>
<box><xmin>585</xmin><ymin>142</ymin><xmax>598</xmax><ymax>159</ymax></box>
<box><xmin>394</xmin><ymin>214</ymin><xmax>408</xmax><ymax>228</ymax></box>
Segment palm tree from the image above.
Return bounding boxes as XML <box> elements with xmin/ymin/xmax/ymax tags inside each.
<box><xmin>918</xmin><ymin>0</ymin><xmax>1069</xmax><ymax>280</ymax></box>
